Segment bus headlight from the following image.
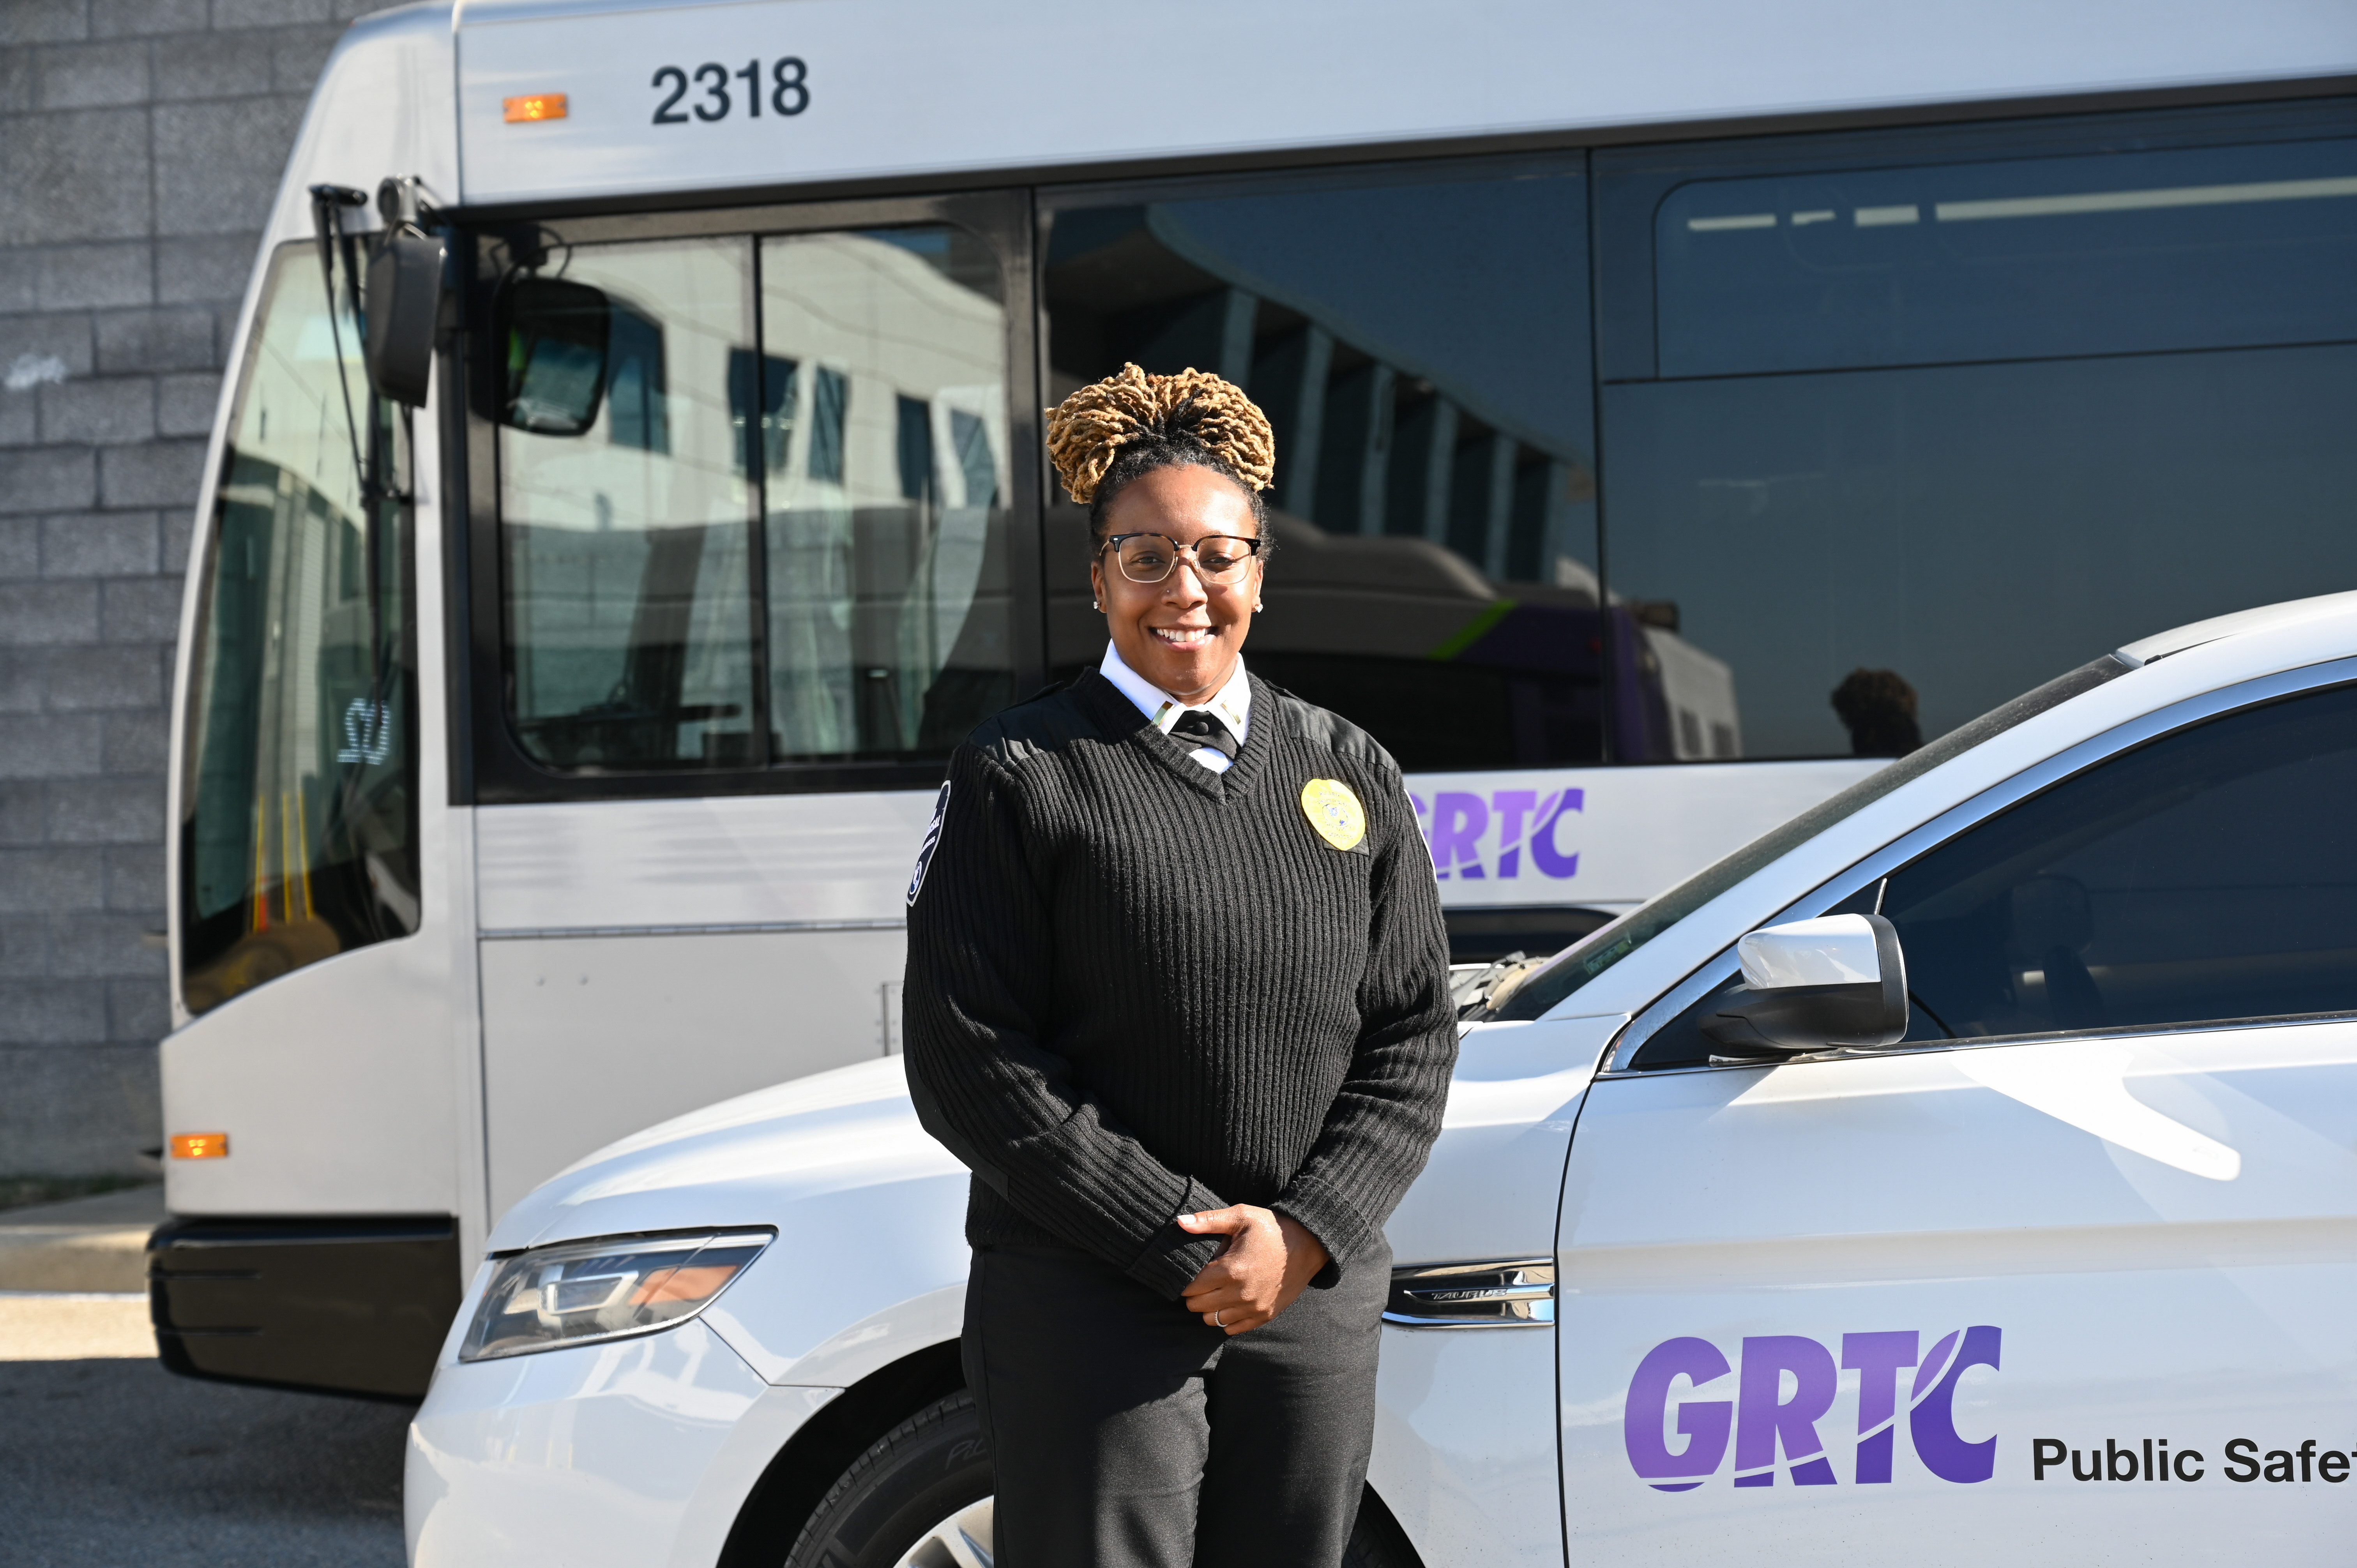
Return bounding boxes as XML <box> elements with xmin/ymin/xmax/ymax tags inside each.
<box><xmin>458</xmin><ymin>1230</ymin><xmax>772</xmax><ymax>1362</ymax></box>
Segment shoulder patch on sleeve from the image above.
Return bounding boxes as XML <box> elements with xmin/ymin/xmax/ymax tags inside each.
<box><xmin>906</xmin><ymin>781</ymin><xmax>951</xmax><ymax>907</ymax></box>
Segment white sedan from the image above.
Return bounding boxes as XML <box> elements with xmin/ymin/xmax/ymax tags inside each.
<box><xmin>407</xmin><ymin>592</ymin><xmax>2357</xmax><ymax>1568</ymax></box>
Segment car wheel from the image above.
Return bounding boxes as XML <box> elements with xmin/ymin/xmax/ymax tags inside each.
<box><xmin>783</xmin><ymin>1390</ymin><xmax>994</xmax><ymax>1568</ymax></box>
<box><xmin>1341</xmin><ymin>1488</ymin><xmax>1422</xmax><ymax>1568</ymax></box>
<box><xmin>783</xmin><ymin>1388</ymin><xmax>1421</xmax><ymax>1568</ymax></box>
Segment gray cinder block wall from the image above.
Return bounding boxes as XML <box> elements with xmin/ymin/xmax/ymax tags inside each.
<box><xmin>2</xmin><ymin>0</ymin><xmax>396</xmax><ymax>1175</ymax></box>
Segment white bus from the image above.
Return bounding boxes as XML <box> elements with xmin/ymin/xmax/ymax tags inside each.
<box><xmin>153</xmin><ymin>0</ymin><xmax>2357</xmax><ymax>1398</ymax></box>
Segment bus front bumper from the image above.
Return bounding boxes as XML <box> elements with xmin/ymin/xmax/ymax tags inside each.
<box><xmin>147</xmin><ymin>1215</ymin><xmax>462</xmax><ymax>1399</ymax></box>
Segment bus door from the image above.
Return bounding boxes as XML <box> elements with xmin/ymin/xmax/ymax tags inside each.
<box><xmin>459</xmin><ymin>191</ymin><xmax>1039</xmax><ymax>1219</ymax></box>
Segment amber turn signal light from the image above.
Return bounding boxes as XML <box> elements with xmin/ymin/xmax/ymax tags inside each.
<box><xmin>504</xmin><ymin>94</ymin><xmax>567</xmax><ymax>124</ymax></box>
<box><xmin>170</xmin><ymin>1132</ymin><xmax>229</xmax><ymax>1160</ymax></box>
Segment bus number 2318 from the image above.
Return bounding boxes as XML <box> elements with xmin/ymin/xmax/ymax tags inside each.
<box><xmin>651</xmin><ymin>58</ymin><xmax>809</xmax><ymax>123</ymax></box>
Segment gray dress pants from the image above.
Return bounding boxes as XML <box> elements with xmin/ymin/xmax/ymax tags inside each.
<box><xmin>961</xmin><ymin>1239</ymin><xmax>1391</xmax><ymax>1568</ymax></box>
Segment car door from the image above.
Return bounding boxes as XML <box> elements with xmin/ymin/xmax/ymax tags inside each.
<box><xmin>1555</xmin><ymin>667</ymin><xmax>2357</xmax><ymax>1564</ymax></box>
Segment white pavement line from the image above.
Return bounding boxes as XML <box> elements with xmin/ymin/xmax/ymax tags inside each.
<box><xmin>0</xmin><ymin>1293</ymin><xmax>157</xmax><ymax>1360</ymax></box>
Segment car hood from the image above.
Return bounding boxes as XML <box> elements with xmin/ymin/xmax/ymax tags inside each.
<box><xmin>489</xmin><ymin>1056</ymin><xmax>958</xmax><ymax>1252</ymax></box>
<box><xmin>489</xmin><ymin>1015</ymin><xmax>1619</xmax><ymax>1268</ymax></box>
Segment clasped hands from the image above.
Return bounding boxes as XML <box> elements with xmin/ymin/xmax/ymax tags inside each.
<box><xmin>1177</xmin><ymin>1205</ymin><xmax>1329</xmax><ymax>1336</ymax></box>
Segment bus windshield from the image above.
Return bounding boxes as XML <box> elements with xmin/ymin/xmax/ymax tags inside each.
<box><xmin>178</xmin><ymin>242</ymin><xmax>418</xmax><ymax>1014</ymax></box>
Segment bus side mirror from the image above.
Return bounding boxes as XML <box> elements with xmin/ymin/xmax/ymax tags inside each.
<box><xmin>364</xmin><ymin>230</ymin><xmax>445</xmax><ymax>408</ymax></box>
<box><xmin>1700</xmin><ymin>913</ymin><xmax>1909</xmax><ymax>1056</ymax></box>
<box><xmin>501</xmin><ymin>276</ymin><xmax>612</xmax><ymax>436</ymax></box>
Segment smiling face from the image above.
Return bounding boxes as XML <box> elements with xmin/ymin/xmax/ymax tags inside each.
<box><xmin>1088</xmin><ymin>463</ymin><xmax>1265</xmax><ymax>707</ymax></box>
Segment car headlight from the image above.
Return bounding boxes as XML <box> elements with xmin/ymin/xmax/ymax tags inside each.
<box><xmin>458</xmin><ymin>1229</ymin><xmax>772</xmax><ymax>1363</ymax></box>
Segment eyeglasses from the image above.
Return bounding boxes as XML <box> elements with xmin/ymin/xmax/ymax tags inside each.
<box><xmin>1101</xmin><ymin>532</ymin><xmax>1265</xmax><ymax>586</ymax></box>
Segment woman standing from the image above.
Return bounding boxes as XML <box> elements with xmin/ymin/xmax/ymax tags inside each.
<box><xmin>904</xmin><ymin>364</ymin><xmax>1457</xmax><ymax>1568</ymax></box>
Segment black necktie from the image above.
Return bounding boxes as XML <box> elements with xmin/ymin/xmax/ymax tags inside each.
<box><xmin>1168</xmin><ymin>708</ymin><xmax>1239</xmax><ymax>761</ymax></box>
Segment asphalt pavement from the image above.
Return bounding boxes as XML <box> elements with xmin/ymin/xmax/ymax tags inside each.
<box><xmin>0</xmin><ymin>1355</ymin><xmax>412</xmax><ymax>1567</ymax></box>
<box><xmin>0</xmin><ymin>1186</ymin><xmax>411</xmax><ymax>1568</ymax></box>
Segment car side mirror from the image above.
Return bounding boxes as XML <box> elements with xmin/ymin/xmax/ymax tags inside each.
<box><xmin>363</xmin><ymin>229</ymin><xmax>445</xmax><ymax>408</ymax></box>
<box><xmin>1699</xmin><ymin>913</ymin><xmax>1908</xmax><ymax>1057</ymax></box>
<box><xmin>501</xmin><ymin>275</ymin><xmax>613</xmax><ymax>436</ymax></box>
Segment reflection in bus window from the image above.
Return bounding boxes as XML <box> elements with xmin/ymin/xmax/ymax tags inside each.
<box><xmin>499</xmin><ymin>238</ymin><xmax>760</xmax><ymax>770</ymax></box>
<box><xmin>1609</xmin><ymin>131</ymin><xmax>2357</xmax><ymax>761</ymax></box>
<box><xmin>180</xmin><ymin>243</ymin><xmax>417</xmax><ymax>1014</ymax></box>
<box><xmin>1657</xmin><ymin>138</ymin><xmax>2357</xmax><ymax>378</ymax></box>
<box><xmin>607</xmin><ymin>304</ymin><xmax>670</xmax><ymax>454</ymax></box>
<box><xmin>760</xmin><ymin>227</ymin><xmax>1014</xmax><ymax>760</ymax></box>
<box><xmin>496</xmin><ymin>227</ymin><xmax>1014</xmax><ymax>772</ymax></box>
<box><xmin>1044</xmin><ymin>167</ymin><xmax>1682</xmax><ymax>770</ymax></box>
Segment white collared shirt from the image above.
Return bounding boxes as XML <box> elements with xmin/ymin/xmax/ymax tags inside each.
<box><xmin>1099</xmin><ymin>639</ymin><xmax>1251</xmax><ymax>774</ymax></box>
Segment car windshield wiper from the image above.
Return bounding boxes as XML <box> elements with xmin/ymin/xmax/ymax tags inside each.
<box><xmin>1451</xmin><ymin>953</ymin><xmax>1547</xmax><ymax>1020</ymax></box>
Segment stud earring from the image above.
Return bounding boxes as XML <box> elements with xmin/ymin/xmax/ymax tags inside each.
<box><xmin>1092</xmin><ymin>601</ymin><xmax>1101</xmax><ymax>611</ymax></box>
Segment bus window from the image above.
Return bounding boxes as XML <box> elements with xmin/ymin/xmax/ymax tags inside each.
<box><xmin>1602</xmin><ymin>125</ymin><xmax>2357</xmax><ymax>762</ymax></box>
<box><xmin>759</xmin><ymin>226</ymin><xmax>1015</xmax><ymax>759</ymax></box>
<box><xmin>1656</xmin><ymin>137</ymin><xmax>2357</xmax><ymax>378</ymax></box>
<box><xmin>499</xmin><ymin>237</ymin><xmax>761</xmax><ymax>770</ymax></box>
<box><xmin>1042</xmin><ymin>163</ymin><xmax>1621</xmax><ymax>770</ymax></box>
<box><xmin>494</xmin><ymin>225</ymin><xmax>1016</xmax><ymax>772</ymax></box>
<box><xmin>179</xmin><ymin>243</ymin><xmax>418</xmax><ymax>1015</ymax></box>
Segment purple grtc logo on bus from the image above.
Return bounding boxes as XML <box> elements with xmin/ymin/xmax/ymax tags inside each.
<box><xmin>1411</xmin><ymin>787</ymin><xmax>1583</xmax><ymax>880</ymax></box>
<box><xmin>1624</xmin><ymin>1328</ymin><xmax>2001</xmax><ymax>1490</ymax></box>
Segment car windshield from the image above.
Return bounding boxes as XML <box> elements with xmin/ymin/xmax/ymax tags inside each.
<box><xmin>1488</xmin><ymin>654</ymin><xmax>2133</xmax><ymax>1020</ymax></box>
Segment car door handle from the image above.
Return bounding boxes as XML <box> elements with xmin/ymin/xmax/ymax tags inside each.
<box><xmin>1383</xmin><ymin>1257</ymin><xmax>1556</xmax><ymax>1326</ymax></box>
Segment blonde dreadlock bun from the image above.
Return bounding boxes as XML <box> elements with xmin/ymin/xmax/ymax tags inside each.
<box><xmin>1044</xmin><ymin>363</ymin><xmax>1275</xmax><ymax>506</ymax></box>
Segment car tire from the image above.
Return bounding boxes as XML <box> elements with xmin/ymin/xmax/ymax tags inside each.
<box><xmin>783</xmin><ymin>1387</ymin><xmax>1423</xmax><ymax>1568</ymax></box>
<box><xmin>1341</xmin><ymin>1487</ymin><xmax>1422</xmax><ymax>1568</ymax></box>
<box><xmin>783</xmin><ymin>1390</ymin><xmax>993</xmax><ymax>1568</ymax></box>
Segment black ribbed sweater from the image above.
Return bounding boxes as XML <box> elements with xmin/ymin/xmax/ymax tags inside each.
<box><xmin>903</xmin><ymin>669</ymin><xmax>1457</xmax><ymax>1301</ymax></box>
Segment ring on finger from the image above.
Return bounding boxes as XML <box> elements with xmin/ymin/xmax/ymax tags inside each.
<box><xmin>1213</xmin><ymin>1309</ymin><xmax>1225</xmax><ymax>1327</ymax></box>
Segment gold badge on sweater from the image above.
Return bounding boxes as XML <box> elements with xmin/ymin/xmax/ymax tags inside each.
<box><xmin>1300</xmin><ymin>778</ymin><xmax>1367</xmax><ymax>851</ymax></box>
